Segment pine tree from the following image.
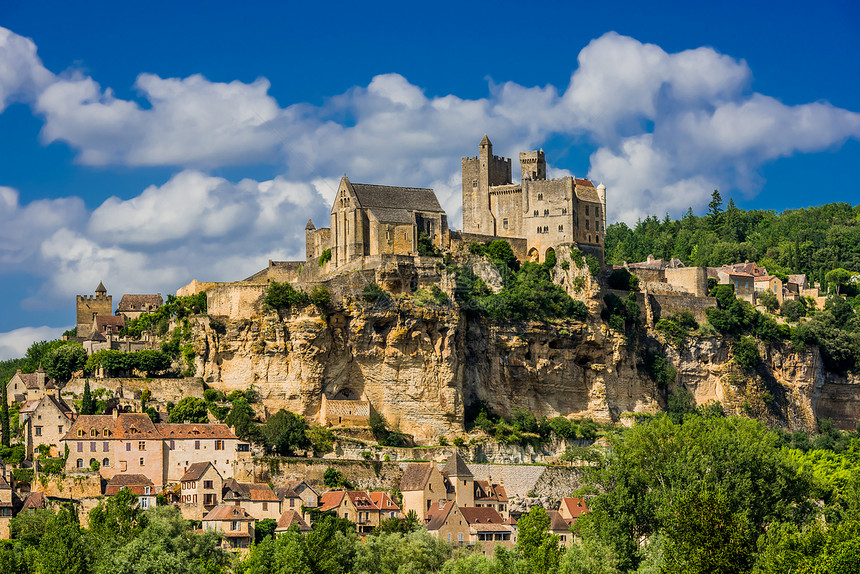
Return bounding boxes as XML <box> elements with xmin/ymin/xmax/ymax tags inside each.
<box><xmin>707</xmin><ymin>189</ymin><xmax>724</xmax><ymax>230</ymax></box>
<box><xmin>81</xmin><ymin>380</ymin><xmax>94</xmax><ymax>415</ymax></box>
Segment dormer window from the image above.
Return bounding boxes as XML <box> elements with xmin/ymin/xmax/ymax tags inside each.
<box><xmin>77</xmin><ymin>429</ymin><xmax>85</xmax><ymax>438</ymax></box>
<box><xmin>103</xmin><ymin>428</ymin><xmax>111</xmax><ymax>437</ymax></box>
<box><xmin>90</xmin><ymin>428</ymin><xmax>98</xmax><ymax>437</ymax></box>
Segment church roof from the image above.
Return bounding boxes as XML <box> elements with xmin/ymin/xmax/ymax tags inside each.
<box><xmin>350</xmin><ymin>182</ymin><xmax>444</xmax><ymax>213</ymax></box>
<box><xmin>367</xmin><ymin>206</ymin><xmax>415</xmax><ymax>225</ymax></box>
<box><xmin>443</xmin><ymin>453</ymin><xmax>472</xmax><ymax>478</ymax></box>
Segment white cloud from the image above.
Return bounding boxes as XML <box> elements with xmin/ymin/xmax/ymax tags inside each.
<box><xmin>0</xmin><ymin>27</ymin><xmax>53</xmax><ymax>111</ymax></box>
<box><xmin>0</xmin><ymin>325</ymin><xmax>69</xmax><ymax>361</ymax></box>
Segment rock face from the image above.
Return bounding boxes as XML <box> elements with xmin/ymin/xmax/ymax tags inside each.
<box><xmin>192</xmin><ymin>281</ymin><xmax>860</xmax><ymax>442</ymax></box>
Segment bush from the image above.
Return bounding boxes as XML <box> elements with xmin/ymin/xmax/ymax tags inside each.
<box><xmin>265</xmin><ymin>281</ymin><xmax>310</xmax><ymax>310</ymax></box>
<box><xmin>203</xmin><ymin>388</ymin><xmax>225</xmax><ymax>402</ymax></box>
<box><xmin>585</xmin><ymin>254</ymin><xmax>601</xmax><ymax>276</ymax></box>
<box><xmin>416</xmin><ymin>232</ymin><xmax>440</xmax><ymax>257</ymax></box>
<box><xmin>168</xmin><ymin>396</ymin><xmax>208</xmax><ymax>423</ymax></box>
<box><xmin>544</xmin><ymin>249</ymin><xmax>557</xmax><ymax>269</ymax></box>
<box><xmin>608</xmin><ymin>268</ymin><xmax>639</xmax><ymax>291</ymax></box>
<box><xmin>323</xmin><ymin>467</ymin><xmax>350</xmax><ymax>488</ymax></box>
<box><xmin>569</xmin><ymin>247</ymin><xmax>585</xmax><ymax>268</ymax></box>
<box><xmin>733</xmin><ymin>336</ymin><xmax>761</xmax><ymax>369</ymax></box>
<box><xmin>452</xmin><ymin>436</ymin><xmax>465</xmax><ymax>447</ymax></box>
<box><xmin>758</xmin><ymin>290</ymin><xmax>780</xmax><ymax>313</ymax></box>
<box><xmin>644</xmin><ymin>351</ymin><xmax>677</xmax><ymax>389</ymax></box>
<box><xmin>306</xmin><ymin>426</ymin><xmax>335</xmax><ymax>455</ymax></box>
<box><xmin>549</xmin><ymin>416</ymin><xmax>577</xmax><ymax>439</ymax></box>
<box><xmin>90</xmin><ymin>459</ymin><xmax>100</xmax><ymax>471</ymax></box>
<box><xmin>362</xmin><ymin>282</ymin><xmax>390</xmax><ymax>305</ymax></box>
<box><xmin>318</xmin><ymin>248</ymin><xmax>332</xmax><ymax>267</ymax></box>
<box><xmin>309</xmin><ymin>285</ymin><xmax>333</xmax><ymax>310</ymax></box>
<box><xmin>781</xmin><ymin>299</ymin><xmax>805</xmax><ymax>322</ymax></box>
<box><xmin>602</xmin><ymin>292</ymin><xmax>640</xmax><ymax>331</ymax></box>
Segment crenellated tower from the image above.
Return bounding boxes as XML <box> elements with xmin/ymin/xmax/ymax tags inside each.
<box><xmin>76</xmin><ymin>281</ymin><xmax>112</xmax><ymax>337</ymax></box>
<box><xmin>461</xmin><ymin>135</ymin><xmax>512</xmax><ymax>234</ymax></box>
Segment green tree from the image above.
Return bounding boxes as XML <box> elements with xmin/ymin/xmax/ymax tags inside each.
<box><xmin>304</xmin><ymin>515</ymin><xmax>358</xmax><ymax>574</ymax></box>
<box><xmin>265</xmin><ymin>281</ymin><xmax>310</xmax><ymax>311</ymax></box>
<box><xmin>757</xmin><ymin>290</ymin><xmax>780</xmax><ymax>313</ymax></box>
<box><xmin>733</xmin><ymin>336</ymin><xmax>761</xmax><ymax>369</ymax></box>
<box><xmin>255</xmin><ymin>518</ymin><xmax>277</xmax><ymax>543</ymax></box>
<box><xmin>43</xmin><ymin>343</ymin><xmax>86</xmax><ymax>384</ymax></box>
<box><xmin>167</xmin><ymin>396</ymin><xmax>208</xmax><ymax>424</ymax></box>
<box><xmin>708</xmin><ymin>189</ymin><xmax>724</xmax><ymax>229</ymax></box>
<box><xmin>263</xmin><ymin>410</ymin><xmax>311</xmax><ymax>456</ymax></box>
<box><xmin>37</xmin><ymin>505</ymin><xmax>92</xmax><ymax>574</ymax></box>
<box><xmin>1</xmin><ymin>378</ymin><xmax>9</xmax><ymax>447</ymax></box>
<box><xmin>225</xmin><ymin>398</ymin><xmax>261</xmax><ymax>442</ymax></box>
<box><xmin>516</xmin><ymin>505</ymin><xmax>563</xmax><ymax>574</ymax></box>
<box><xmin>80</xmin><ymin>380</ymin><xmax>95</xmax><ymax>416</ymax></box>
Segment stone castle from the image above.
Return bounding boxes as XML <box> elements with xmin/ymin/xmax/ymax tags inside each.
<box><xmin>298</xmin><ymin>136</ymin><xmax>606</xmax><ymax>277</ymax></box>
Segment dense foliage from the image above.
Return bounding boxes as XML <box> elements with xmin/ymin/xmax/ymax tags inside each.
<box><xmin>605</xmin><ymin>198</ymin><xmax>860</xmax><ymax>289</ymax></box>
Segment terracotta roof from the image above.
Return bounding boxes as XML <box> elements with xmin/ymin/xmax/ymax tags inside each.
<box><xmin>706</xmin><ymin>267</ymin><xmax>722</xmax><ymax>279</ymax></box>
<box><xmin>723</xmin><ymin>271</ymin><xmax>754</xmax><ymax>278</ymax></box>
<box><xmin>443</xmin><ymin>453</ymin><xmax>472</xmax><ymax>478</ymax></box>
<box><xmin>504</xmin><ymin>516</ymin><xmax>517</xmax><ymax>525</ymax></box>
<box><xmin>248</xmin><ymin>484</ymin><xmax>279</xmax><ymax>502</ymax></box>
<box><xmin>203</xmin><ymin>505</ymin><xmax>254</xmax><ymax>522</ymax></box>
<box><xmin>474</xmin><ymin>481</ymin><xmax>507</xmax><ymax>502</ymax></box>
<box><xmin>349</xmin><ymin>180</ymin><xmax>444</xmax><ymax>213</ymax></box>
<box><xmin>63</xmin><ymin>413</ymin><xmax>160</xmax><ymax>441</ymax></box>
<box><xmin>459</xmin><ymin>506</ymin><xmax>504</xmax><ymax>525</ymax></box>
<box><xmin>561</xmin><ymin>497</ymin><xmax>589</xmax><ymax>519</ymax></box>
<box><xmin>574</xmin><ymin>178</ymin><xmax>595</xmax><ymax>188</ymax></box>
<box><xmin>21</xmin><ymin>491</ymin><xmax>45</xmax><ymax>510</ymax></box>
<box><xmin>754</xmin><ymin>275</ymin><xmax>777</xmax><ymax>282</ymax></box>
<box><xmin>224</xmin><ymin>531</ymin><xmax>253</xmax><ymax>538</ymax></box>
<box><xmin>117</xmin><ymin>294</ymin><xmax>164</xmax><ymax>312</ymax></box>
<box><xmin>369</xmin><ymin>492</ymin><xmax>400</xmax><ymax>511</ymax></box>
<box><xmin>469</xmin><ymin>523</ymin><xmax>512</xmax><ymax>532</ymax></box>
<box><xmin>106</xmin><ymin>473</ymin><xmax>153</xmax><ymax>495</ymax></box>
<box><xmin>181</xmin><ymin>462</ymin><xmax>215</xmax><ymax>482</ymax></box>
<box><xmin>399</xmin><ymin>463</ymin><xmax>433</xmax><ymax>492</ymax></box>
<box><xmin>275</xmin><ymin>510</ymin><xmax>311</xmax><ymax>532</ymax></box>
<box><xmin>95</xmin><ymin>315</ymin><xmax>125</xmax><ymax>330</ymax></box>
<box><xmin>319</xmin><ymin>491</ymin><xmax>345</xmax><ymax>512</ymax></box>
<box><xmin>346</xmin><ymin>491</ymin><xmax>376</xmax><ymax>509</ymax></box>
<box><xmin>156</xmin><ymin>423</ymin><xmax>238</xmax><ymax>440</ymax></box>
<box><xmin>425</xmin><ymin>501</ymin><xmax>456</xmax><ymax>531</ymax></box>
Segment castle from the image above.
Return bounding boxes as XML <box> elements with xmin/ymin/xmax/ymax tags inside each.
<box><xmin>303</xmin><ymin>136</ymin><xmax>606</xmax><ymax>271</ymax></box>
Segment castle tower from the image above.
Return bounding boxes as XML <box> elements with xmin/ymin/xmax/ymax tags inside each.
<box><xmin>76</xmin><ymin>282</ymin><xmax>112</xmax><ymax>338</ymax></box>
<box><xmin>519</xmin><ymin>149</ymin><xmax>546</xmax><ymax>181</ymax></box>
<box><xmin>461</xmin><ymin>135</ymin><xmax>512</xmax><ymax>235</ymax></box>
<box><xmin>596</xmin><ymin>183</ymin><xmax>607</xmax><ymax>235</ymax></box>
<box><xmin>444</xmin><ymin>452</ymin><xmax>474</xmax><ymax>507</ymax></box>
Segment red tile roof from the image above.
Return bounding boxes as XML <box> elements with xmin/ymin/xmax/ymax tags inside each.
<box><xmin>155</xmin><ymin>423</ymin><xmax>238</xmax><ymax>440</ymax></box>
<box><xmin>105</xmin><ymin>473</ymin><xmax>153</xmax><ymax>495</ymax></box>
<box><xmin>63</xmin><ymin>413</ymin><xmax>160</xmax><ymax>441</ymax></box>
<box><xmin>318</xmin><ymin>491</ymin><xmax>346</xmax><ymax>512</ymax></box>
<box><xmin>21</xmin><ymin>491</ymin><xmax>45</xmax><ymax>510</ymax></box>
<box><xmin>425</xmin><ymin>501</ymin><xmax>456</xmax><ymax>531</ymax></box>
<box><xmin>203</xmin><ymin>505</ymin><xmax>255</xmax><ymax>522</ymax></box>
<box><xmin>369</xmin><ymin>492</ymin><xmax>400</xmax><ymax>511</ymax></box>
<box><xmin>561</xmin><ymin>497</ymin><xmax>589</xmax><ymax>519</ymax></box>
<box><xmin>346</xmin><ymin>491</ymin><xmax>376</xmax><ymax>509</ymax></box>
<box><xmin>459</xmin><ymin>506</ymin><xmax>504</xmax><ymax>525</ymax></box>
<box><xmin>275</xmin><ymin>510</ymin><xmax>311</xmax><ymax>532</ymax></box>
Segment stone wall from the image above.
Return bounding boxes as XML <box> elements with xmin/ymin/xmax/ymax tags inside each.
<box><xmin>649</xmin><ymin>293</ymin><xmax>716</xmax><ymax>325</ymax></box>
<box><xmin>65</xmin><ymin>377</ymin><xmax>204</xmax><ymax>403</ymax></box>
<box><xmin>319</xmin><ymin>396</ymin><xmax>370</xmax><ymax>426</ymax></box>
<box><xmin>449</xmin><ymin>231</ymin><xmax>529</xmax><ymax>261</ymax></box>
<box><xmin>664</xmin><ymin>267</ymin><xmax>708</xmax><ymax>297</ymax></box>
<box><xmin>36</xmin><ymin>471</ymin><xmax>103</xmax><ymax>498</ymax></box>
<box><xmin>208</xmin><ymin>284</ymin><xmax>269</xmax><ymax>318</ymax></box>
<box><xmin>177</xmin><ymin>279</ymin><xmax>231</xmax><ymax>297</ymax></box>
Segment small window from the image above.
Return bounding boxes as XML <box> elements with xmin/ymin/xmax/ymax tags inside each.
<box><xmin>103</xmin><ymin>442</ymin><xmax>109</xmax><ymax>452</ymax></box>
<box><xmin>120</xmin><ymin>461</ymin><xmax>127</xmax><ymax>471</ymax></box>
<box><xmin>76</xmin><ymin>458</ymin><xmax>84</xmax><ymax>468</ymax></box>
<box><xmin>562</xmin><ymin>208</ymin><xmax>567</xmax><ymax>215</ymax></box>
<box><xmin>77</xmin><ymin>429</ymin><xmax>85</xmax><ymax>438</ymax></box>
<box><xmin>77</xmin><ymin>442</ymin><xmax>83</xmax><ymax>452</ymax></box>
<box><xmin>537</xmin><ymin>226</ymin><xmax>541</xmax><ymax>234</ymax></box>
<box><xmin>502</xmin><ymin>218</ymin><xmax>508</xmax><ymax>230</ymax></box>
<box><xmin>204</xmin><ymin>480</ymin><xmax>213</xmax><ymax>489</ymax></box>
<box><xmin>103</xmin><ymin>428</ymin><xmax>110</xmax><ymax>437</ymax></box>
<box><xmin>543</xmin><ymin>226</ymin><xmax>549</xmax><ymax>233</ymax></box>
<box><xmin>585</xmin><ymin>220</ymin><xmax>590</xmax><ymax>230</ymax></box>
<box><xmin>139</xmin><ymin>457</ymin><xmax>144</xmax><ymax>466</ymax></box>
<box><xmin>533</xmin><ymin>210</ymin><xmax>538</xmax><ymax>217</ymax></box>
<box><xmin>596</xmin><ymin>206</ymin><xmax>601</xmax><ymax>217</ymax></box>
<box><xmin>102</xmin><ymin>458</ymin><xmax>109</xmax><ymax>467</ymax></box>
<box><xmin>58</xmin><ymin>425</ymin><xmax>63</xmax><ymax>434</ymax></box>
<box><xmin>472</xmin><ymin>179</ymin><xmax>478</xmax><ymax>188</ymax></box>
<box><xmin>544</xmin><ymin>209</ymin><xmax>549</xmax><ymax>216</ymax></box>
<box><xmin>537</xmin><ymin>193</ymin><xmax>543</xmax><ymax>200</ymax></box>
<box><xmin>585</xmin><ymin>206</ymin><xmax>590</xmax><ymax>216</ymax></box>
<box><xmin>89</xmin><ymin>458</ymin><xmax>96</xmax><ymax>467</ymax></box>
<box><xmin>558</xmin><ymin>225</ymin><xmax>564</xmax><ymax>232</ymax></box>
<box><xmin>215</xmin><ymin>440</ymin><xmax>224</xmax><ymax>451</ymax></box>
<box><xmin>195</xmin><ymin>440</ymin><xmax>200</xmax><ymax>450</ymax></box>
<box><xmin>138</xmin><ymin>441</ymin><xmax>146</xmax><ymax>451</ymax></box>
<box><xmin>90</xmin><ymin>442</ymin><xmax>96</xmax><ymax>452</ymax></box>
<box><xmin>35</xmin><ymin>427</ymin><xmax>42</xmax><ymax>436</ymax></box>
<box><xmin>262</xmin><ymin>502</ymin><xmax>268</xmax><ymax>511</ymax></box>
<box><xmin>126</xmin><ymin>443</ymin><xmax>131</xmax><ymax>451</ymax></box>
<box><xmin>90</xmin><ymin>428</ymin><xmax>98</xmax><ymax>437</ymax></box>
<box><xmin>290</xmin><ymin>499</ymin><xmax>295</xmax><ymax>508</ymax></box>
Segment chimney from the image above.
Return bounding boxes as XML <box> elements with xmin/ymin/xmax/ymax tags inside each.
<box><xmin>112</xmin><ymin>408</ymin><xmax>119</xmax><ymax>419</ymax></box>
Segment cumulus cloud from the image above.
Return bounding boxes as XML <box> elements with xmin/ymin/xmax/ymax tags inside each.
<box><xmin>2</xmin><ymin>25</ymin><xmax>860</xmax><ymax>329</ymax></box>
<box><xmin>0</xmin><ymin>27</ymin><xmax>53</xmax><ymax>111</ymax></box>
<box><xmin>0</xmin><ymin>325</ymin><xmax>69</xmax><ymax>361</ymax></box>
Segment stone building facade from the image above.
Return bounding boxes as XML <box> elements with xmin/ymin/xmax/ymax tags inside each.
<box><xmin>462</xmin><ymin>136</ymin><xmax>606</xmax><ymax>263</ymax></box>
<box><xmin>76</xmin><ymin>282</ymin><xmax>112</xmax><ymax>337</ymax></box>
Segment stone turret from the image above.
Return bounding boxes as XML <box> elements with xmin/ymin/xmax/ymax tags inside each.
<box><xmin>444</xmin><ymin>453</ymin><xmax>474</xmax><ymax>507</ymax></box>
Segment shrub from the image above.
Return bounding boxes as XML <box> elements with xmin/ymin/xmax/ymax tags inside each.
<box><xmin>569</xmin><ymin>247</ymin><xmax>585</xmax><ymax>268</ymax></box>
<box><xmin>644</xmin><ymin>351</ymin><xmax>677</xmax><ymax>389</ymax></box>
<box><xmin>265</xmin><ymin>281</ymin><xmax>310</xmax><ymax>310</ymax></box>
<box><xmin>416</xmin><ymin>232</ymin><xmax>440</xmax><ymax>257</ymax></box>
<box><xmin>362</xmin><ymin>282</ymin><xmax>390</xmax><ymax>305</ymax></box>
<box><xmin>544</xmin><ymin>249</ymin><xmax>557</xmax><ymax>269</ymax></box>
<box><xmin>781</xmin><ymin>299</ymin><xmax>805</xmax><ymax>322</ymax></box>
<box><xmin>452</xmin><ymin>437</ymin><xmax>465</xmax><ymax>447</ymax></box>
<box><xmin>561</xmin><ymin>260</ymin><xmax>570</xmax><ymax>271</ymax></box>
<box><xmin>758</xmin><ymin>290</ymin><xmax>780</xmax><ymax>313</ymax></box>
<box><xmin>318</xmin><ymin>248</ymin><xmax>332</xmax><ymax>267</ymax></box>
<box><xmin>209</xmin><ymin>319</ymin><xmax>226</xmax><ymax>335</ymax></box>
<box><xmin>585</xmin><ymin>254</ymin><xmax>601</xmax><ymax>276</ymax></box>
<box><xmin>733</xmin><ymin>336</ymin><xmax>761</xmax><ymax>369</ymax></box>
<box><xmin>309</xmin><ymin>285</ymin><xmax>333</xmax><ymax>310</ymax></box>
<box><xmin>602</xmin><ymin>292</ymin><xmax>640</xmax><ymax>331</ymax></box>
<box><xmin>608</xmin><ymin>268</ymin><xmax>639</xmax><ymax>291</ymax></box>
<box><xmin>306</xmin><ymin>426</ymin><xmax>335</xmax><ymax>455</ymax></box>
<box><xmin>323</xmin><ymin>467</ymin><xmax>350</xmax><ymax>488</ymax></box>
<box><xmin>438</xmin><ymin>436</ymin><xmax>448</xmax><ymax>446</ymax></box>
<box><xmin>203</xmin><ymin>388</ymin><xmax>225</xmax><ymax>402</ymax></box>
<box><xmin>548</xmin><ymin>416</ymin><xmax>576</xmax><ymax>439</ymax></box>
<box><xmin>90</xmin><ymin>459</ymin><xmax>100</xmax><ymax>471</ymax></box>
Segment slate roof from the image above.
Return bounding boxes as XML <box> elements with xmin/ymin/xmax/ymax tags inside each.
<box><xmin>95</xmin><ymin>315</ymin><xmax>125</xmax><ymax>331</ymax></box>
<box><xmin>96</xmin><ymin>281</ymin><xmax>107</xmax><ymax>293</ymax></box>
<box><xmin>117</xmin><ymin>294</ymin><xmax>164</xmax><ymax>312</ymax></box>
<box><xmin>399</xmin><ymin>463</ymin><xmax>433</xmax><ymax>492</ymax></box>
<box><xmin>156</xmin><ymin>423</ymin><xmax>238</xmax><ymax>440</ymax></box>
<box><xmin>180</xmin><ymin>462</ymin><xmax>215</xmax><ymax>482</ymax></box>
<box><xmin>203</xmin><ymin>504</ymin><xmax>254</xmax><ymax>522</ymax></box>
<box><xmin>788</xmin><ymin>274</ymin><xmax>808</xmax><ymax>286</ymax></box>
<box><xmin>222</xmin><ymin>479</ymin><xmax>279</xmax><ymax>502</ymax></box>
<box><xmin>275</xmin><ymin>510</ymin><xmax>311</xmax><ymax>532</ymax></box>
<box><xmin>561</xmin><ymin>497</ymin><xmax>589</xmax><ymax>519</ymax></box>
<box><xmin>274</xmin><ymin>485</ymin><xmax>300</xmax><ymax>500</ymax></box>
<box><xmin>367</xmin><ymin>206</ymin><xmax>415</xmax><ymax>225</ymax></box>
<box><xmin>442</xmin><ymin>453</ymin><xmax>472</xmax><ymax>478</ymax></box>
<box><xmin>11</xmin><ymin>369</ymin><xmax>56</xmax><ymax>390</ymax></box>
<box><xmin>350</xmin><ymin>181</ymin><xmax>444</xmax><ymax>213</ymax></box>
<box><xmin>63</xmin><ymin>413</ymin><xmax>160</xmax><ymax>441</ymax></box>
<box><xmin>0</xmin><ymin>475</ymin><xmax>11</xmax><ymax>490</ymax></box>
<box><xmin>548</xmin><ymin>510</ymin><xmax>572</xmax><ymax>532</ymax></box>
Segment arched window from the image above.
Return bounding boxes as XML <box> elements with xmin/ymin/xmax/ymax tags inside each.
<box><xmin>533</xmin><ymin>210</ymin><xmax>538</xmax><ymax>217</ymax></box>
<box><xmin>102</xmin><ymin>458</ymin><xmax>110</xmax><ymax>467</ymax></box>
<box><xmin>89</xmin><ymin>458</ymin><xmax>96</xmax><ymax>467</ymax></box>
<box><xmin>76</xmin><ymin>458</ymin><xmax>84</xmax><ymax>468</ymax></box>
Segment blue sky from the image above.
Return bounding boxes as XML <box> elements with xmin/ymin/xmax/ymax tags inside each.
<box><xmin>1</xmin><ymin>0</ymin><xmax>859</xmax><ymax>358</ymax></box>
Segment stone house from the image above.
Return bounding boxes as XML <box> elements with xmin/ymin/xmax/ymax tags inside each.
<box><xmin>20</xmin><ymin>394</ymin><xmax>75</xmax><ymax>458</ymax></box>
<box><xmin>318</xmin><ymin>490</ymin><xmax>381</xmax><ymax>535</ymax></box>
<box><xmin>460</xmin><ymin>506</ymin><xmax>514</xmax><ymax>554</ymax></box>
<box><xmin>717</xmin><ymin>270</ymin><xmax>755</xmax><ymax>302</ymax></box>
<box><xmin>6</xmin><ymin>368</ymin><xmax>57</xmax><ymax>405</ymax></box>
<box><xmin>62</xmin><ymin>412</ymin><xmax>164</xmax><ymax>484</ymax></box>
<box><xmin>156</xmin><ymin>422</ymin><xmax>246</xmax><ymax>483</ymax></box>
<box><xmin>558</xmin><ymin>497</ymin><xmax>589</xmax><ymax>523</ymax></box>
<box><xmin>369</xmin><ymin>491</ymin><xmax>401</xmax><ymax>521</ymax></box>
<box><xmin>202</xmin><ymin>505</ymin><xmax>255</xmax><ymax>550</ymax></box>
<box><xmin>179</xmin><ymin>462</ymin><xmax>223</xmax><ymax>519</ymax></box>
<box><xmin>104</xmin><ymin>473</ymin><xmax>156</xmax><ymax>510</ymax></box>
<box><xmin>222</xmin><ymin>479</ymin><xmax>280</xmax><ymax>520</ymax></box>
<box><xmin>444</xmin><ymin>453</ymin><xmax>475</xmax><ymax>508</ymax></box>
<box><xmin>425</xmin><ymin>500</ymin><xmax>469</xmax><ymax>546</ymax></box>
<box><xmin>754</xmin><ymin>275</ymin><xmax>784</xmax><ymax>305</ymax></box>
<box><xmin>462</xmin><ymin>136</ymin><xmax>606</xmax><ymax>263</ymax></box>
<box><xmin>60</xmin><ymin>413</ymin><xmax>246</xmax><ymax>488</ymax></box>
<box><xmin>275</xmin><ymin>509</ymin><xmax>311</xmax><ymax>534</ymax></box>
<box><xmin>91</xmin><ymin>314</ymin><xmax>125</xmax><ymax>338</ymax></box>
<box><xmin>275</xmin><ymin>480</ymin><xmax>319</xmax><ymax>522</ymax></box>
<box><xmin>0</xmin><ymin>475</ymin><xmax>15</xmax><ymax>539</ymax></box>
<box><xmin>400</xmin><ymin>461</ymin><xmax>450</xmax><ymax>521</ymax></box>
<box><xmin>473</xmin><ymin>480</ymin><xmax>508</xmax><ymax>521</ymax></box>
<box><xmin>20</xmin><ymin>491</ymin><xmax>46</xmax><ymax>512</ymax></box>
<box><xmin>115</xmin><ymin>294</ymin><xmax>164</xmax><ymax>321</ymax></box>
<box><xmin>547</xmin><ymin>510</ymin><xmax>574</xmax><ymax>547</ymax></box>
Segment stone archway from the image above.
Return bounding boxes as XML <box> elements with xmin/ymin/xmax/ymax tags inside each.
<box><xmin>545</xmin><ymin>247</ymin><xmax>556</xmax><ymax>263</ymax></box>
<box><xmin>528</xmin><ymin>247</ymin><xmax>540</xmax><ymax>262</ymax></box>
